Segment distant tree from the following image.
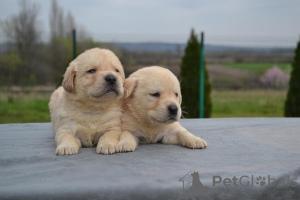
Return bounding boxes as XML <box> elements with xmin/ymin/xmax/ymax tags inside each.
<box><xmin>1</xmin><ymin>0</ymin><xmax>41</xmax><ymax>85</ymax></box>
<box><xmin>49</xmin><ymin>0</ymin><xmax>70</xmax><ymax>85</ymax></box>
<box><xmin>77</xmin><ymin>25</ymin><xmax>91</xmax><ymax>42</ymax></box>
<box><xmin>64</xmin><ymin>11</ymin><xmax>76</xmax><ymax>39</ymax></box>
<box><xmin>49</xmin><ymin>0</ymin><xmax>64</xmax><ymax>39</ymax></box>
<box><xmin>260</xmin><ymin>66</ymin><xmax>289</xmax><ymax>89</ymax></box>
<box><xmin>180</xmin><ymin>29</ymin><xmax>212</xmax><ymax>118</ymax></box>
<box><xmin>11</xmin><ymin>0</ymin><xmax>41</xmax><ymax>53</ymax></box>
<box><xmin>0</xmin><ymin>52</ymin><xmax>22</xmax><ymax>86</ymax></box>
<box><xmin>285</xmin><ymin>38</ymin><xmax>300</xmax><ymax>117</ymax></box>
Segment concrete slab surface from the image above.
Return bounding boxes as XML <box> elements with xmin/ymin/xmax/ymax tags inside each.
<box><xmin>0</xmin><ymin>118</ymin><xmax>300</xmax><ymax>200</ymax></box>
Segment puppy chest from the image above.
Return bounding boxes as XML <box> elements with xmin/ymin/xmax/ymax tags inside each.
<box><xmin>70</xmin><ymin>110</ymin><xmax>120</xmax><ymax>147</ymax></box>
<box><xmin>135</xmin><ymin>130</ymin><xmax>164</xmax><ymax>143</ymax></box>
<box><xmin>139</xmin><ymin>136</ymin><xmax>157</xmax><ymax>143</ymax></box>
<box><xmin>75</xmin><ymin>119</ymin><xmax>108</xmax><ymax>147</ymax></box>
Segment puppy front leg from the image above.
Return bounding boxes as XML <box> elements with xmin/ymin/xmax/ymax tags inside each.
<box><xmin>161</xmin><ymin>125</ymin><xmax>207</xmax><ymax>149</ymax></box>
<box><xmin>116</xmin><ymin>131</ymin><xmax>138</xmax><ymax>152</ymax></box>
<box><xmin>55</xmin><ymin>131</ymin><xmax>81</xmax><ymax>156</ymax></box>
<box><xmin>96</xmin><ymin>129</ymin><xmax>121</xmax><ymax>155</ymax></box>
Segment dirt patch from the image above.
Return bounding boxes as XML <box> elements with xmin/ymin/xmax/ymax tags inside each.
<box><xmin>124</xmin><ymin>64</ymin><xmax>261</xmax><ymax>89</ymax></box>
<box><xmin>207</xmin><ymin>64</ymin><xmax>260</xmax><ymax>89</ymax></box>
<box><xmin>207</xmin><ymin>64</ymin><xmax>257</xmax><ymax>78</ymax></box>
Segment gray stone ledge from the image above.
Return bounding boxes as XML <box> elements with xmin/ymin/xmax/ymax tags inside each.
<box><xmin>0</xmin><ymin>118</ymin><xmax>299</xmax><ymax>200</ymax></box>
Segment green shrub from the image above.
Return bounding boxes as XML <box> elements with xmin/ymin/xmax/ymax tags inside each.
<box><xmin>285</xmin><ymin>38</ymin><xmax>300</xmax><ymax>117</ymax></box>
<box><xmin>180</xmin><ymin>29</ymin><xmax>212</xmax><ymax>118</ymax></box>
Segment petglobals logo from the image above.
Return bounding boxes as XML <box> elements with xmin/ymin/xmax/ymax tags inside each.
<box><xmin>179</xmin><ymin>171</ymin><xmax>298</xmax><ymax>197</ymax></box>
<box><xmin>212</xmin><ymin>175</ymin><xmax>298</xmax><ymax>187</ymax></box>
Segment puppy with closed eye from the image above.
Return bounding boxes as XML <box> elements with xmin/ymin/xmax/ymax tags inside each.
<box><xmin>49</xmin><ymin>48</ymin><xmax>125</xmax><ymax>155</ymax></box>
<box><xmin>117</xmin><ymin>66</ymin><xmax>207</xmax><ymax>152</ymax></box>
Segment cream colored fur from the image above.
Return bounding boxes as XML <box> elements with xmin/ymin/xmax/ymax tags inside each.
<box><xmin>117</xmin><ymin>66</ymin><xmax>207</xmax><ymax>152</ymax></box>
<box><xmin>49</xmin><ymin>48</ymin><xmax>125</xmax><ymax>155</ymax></box>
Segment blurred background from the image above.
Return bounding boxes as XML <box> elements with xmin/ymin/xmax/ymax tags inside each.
<box><xmin>0</xmin><ymin>0</ymin><xmax>299</xmax><ymax>123</ymax></box>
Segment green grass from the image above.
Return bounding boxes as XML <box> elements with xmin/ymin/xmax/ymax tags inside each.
<box><xmin>0</xmin><ymin>90</ymin><xmax>287</xmax><ymax>123</ymax></box>
<box><xmin>0</xmin><ymin>92</ymin><xmax>51</xmax><ymax>124</ymax></box>
<box><xmin>222</xmin><ymin>63</ymin><xmax>292</xmax><ymax>74</ymax></box>
<box><xmin>0</xmin><ymin>99</ymin><xmax>50</xmax><ymax>123</ymax></box>
<box><xmin>212</xmin><ymin>90</ymin><xmax>287</xmax><ymax>118</ymax></box>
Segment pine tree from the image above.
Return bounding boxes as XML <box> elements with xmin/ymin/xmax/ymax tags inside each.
<box><xmin>285</xmin><ymin>38</ymin><xmax>300</xmax><ymax>117</ymax></box>
<box><xmin>180</xmin><ymin>29</ymin><xmax>212</xmax><ymax>118</ymax></box>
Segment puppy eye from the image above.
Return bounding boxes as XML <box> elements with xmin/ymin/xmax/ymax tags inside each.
<box><xmin>175</xmin><ymin>93</ymin><xmax>179</xmax><ymax>97</ymax></box>
<box><xmin>87</xmin><ymin>69</ymin><xmax>96</xmax><ymax>74</ymax></box>
<box><xmin>115</xmin><ymin>69</ymin><xmax>120</xmax><ymax>73</ymax></box>
<box><xmin>150</xmin><ymin>92</ymin><xmax>160</xmax><ymax>97</ymax></box>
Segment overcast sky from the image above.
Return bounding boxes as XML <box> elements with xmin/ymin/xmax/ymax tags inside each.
<box><xmin>1</xmin><ymin>0</ymin><xmax>300</xmax><ymax>44</ymax></box>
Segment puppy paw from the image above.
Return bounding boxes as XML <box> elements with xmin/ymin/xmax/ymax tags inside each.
<box><xmin>184</xmin><ymin>136</ymin><xmax>207</xmax><ymax>149</ymax></box>
<box><xmin>56</xmin><ymin>144</ymin><xmax>79</xmax><ymax>156</ymax></box>
<box><xmin>116</xmin><ymin>140</ymin><xmax>137</xmax><ymax>152</ymax></box>
<box><xmin>96</xmin><ymin>141</ymin><xmax>117</xmax><ymax>155</ymax></box>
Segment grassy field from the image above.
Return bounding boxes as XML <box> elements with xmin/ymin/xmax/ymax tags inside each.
<box><xmin>0</xmin><ymin>99</ymin><xmax>50</xmax><ymax>123</ymax></box>
<box><xmin>0</xmin><ymin>90</ymin><xmax>287</xmax><ymax>123</ymax></box>
<box><xmin>222</xmin><ymin>63</ymin><xmax>291</xmax><ymax>74</ymax></box>
<box><xmin>212</xmin><ymin>90</ymin><xmax>287</xmax><ymax>118</ymax></box>
<box><xmin>0</xmin><ymin>92</ymin><xmax>51</xmax><ymax>124</ymax></box>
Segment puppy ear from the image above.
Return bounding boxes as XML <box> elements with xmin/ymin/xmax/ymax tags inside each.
<box><xmin>124</xmin><ymin>78</ymin><xmax>138</xmax><ymax>98</ymax></box>
<box><xmin>62</xmin><ymin>61</ymin><xmax>77</xmax><ymax>93</ymax></box>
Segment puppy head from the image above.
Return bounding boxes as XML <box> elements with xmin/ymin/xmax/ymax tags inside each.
<box><xmin>124</xmin><ymin>66</ymin><xmax>182</xmax><ymax>124</ymax></box>
<box><xmin>62</xmin><ymin>48</ymin><xmax>125</xmax><ymax>102</ymax></box>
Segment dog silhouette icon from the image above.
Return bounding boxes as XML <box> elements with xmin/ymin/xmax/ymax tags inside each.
<box><xmin>187</xmin><ymin>171</ymin><xmax>209</xmax><ymax>196</ymax></box>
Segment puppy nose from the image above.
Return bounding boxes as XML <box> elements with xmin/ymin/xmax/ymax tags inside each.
<box><xmin>168</xmin><ymin>105</ymin><xmax>178</xmax><ymax>116</ymax></box>
<box><xmin>105</xmin><ymin>75</ymin><xmax>116</xmax><ymax>85</ymax></box>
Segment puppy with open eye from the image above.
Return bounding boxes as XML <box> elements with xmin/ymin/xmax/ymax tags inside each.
<box><xmin>117</xmin><ymin>66</ymin><xmax>207</xmax><ymax>152</ymax></box>
<box><xmin>49</xmin><ymin>48</ymin><xmax>125</xmax><ymax>155</ymax></box>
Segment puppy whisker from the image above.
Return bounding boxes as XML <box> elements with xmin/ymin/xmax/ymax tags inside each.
<box><xmin>180</xmin><ymin>106</ymin><xmax>189</xmax><ymax>119</ymax></box>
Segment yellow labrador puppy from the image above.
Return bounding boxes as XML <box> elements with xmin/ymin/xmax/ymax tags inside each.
<box><xmin>49</xmin><ymin>48</ymin><xmax>125</xmax><ymax>155</ymax></box>
<box><xmin>117</xmin><ymin>66</ymin><xmax>207</xmax><ymax>152</ymax></box>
